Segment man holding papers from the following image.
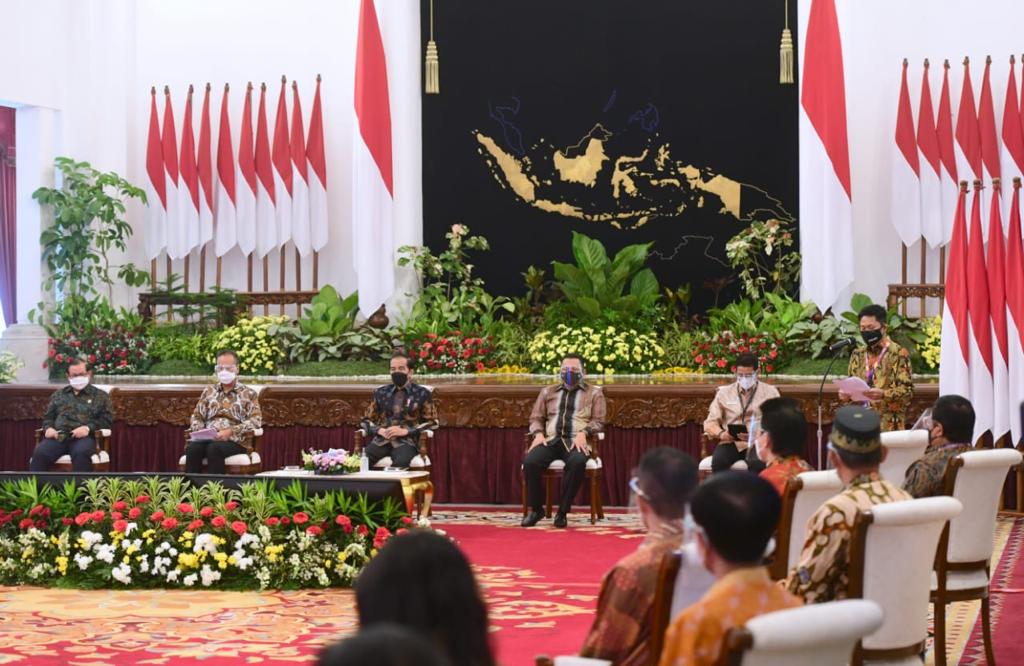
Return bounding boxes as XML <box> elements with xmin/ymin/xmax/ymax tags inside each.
<box><xmin>839</xmin><ymin>304</ymin><xmax>913</xmax><ymax>431</ymax></box>
<box><xmin>185</xmin><ymin>349</ymin><xmax>262</xmax><ymax>473</ymax></box>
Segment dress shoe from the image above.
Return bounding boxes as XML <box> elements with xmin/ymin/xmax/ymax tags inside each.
<box><xmin>553</xmin><ymin>512</ymin><xmax>568</xmax><ymax>528</ymax></box>
<box><xmin>521</xmin><ymin>510</ymin><xmax>543</xmax><ymax>527</ymax></box>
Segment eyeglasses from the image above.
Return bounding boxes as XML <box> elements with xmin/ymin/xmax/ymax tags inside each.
<box><xmin>628</xmin><ymin>476</ymin><xmax>650</xmax><ymax>500</ymax></box>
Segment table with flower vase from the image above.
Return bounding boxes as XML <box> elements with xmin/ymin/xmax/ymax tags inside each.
<box><xmin>255</xmin><ymin>469</ymin><xmax>433</xmax><ymax>517</ymax></box>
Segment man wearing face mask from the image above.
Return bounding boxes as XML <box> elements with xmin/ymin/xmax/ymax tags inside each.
<box><xmin>841</xmin><ymin>303</ymin><xmax>914</xmax><ymax>431</ymax></box>
<box><xmin>360</xmin><ymin>352</ymin><xmax>438</xmax><ymax>469</ymax></box>
<box><xmin>185</xmin><ymin>349</ymin><xmax>262</xmax><ymax>474</ymax></box>
<box><xmin>902</xmin><ymin>395</ymin><xmax>975</xmax><ymax>498</ymax></box>
<box><xmin>523</xmin><ymin>353</ymin><xmax>606</xmax><ymax>528</ymax></box>
<box><xmin>703</xmin><ymin>352</ymin><xmax>779</xmax><ymax>474</ymax></box>
<box><xmin>30</xmin><ymin>357</ymin><xmax>113</xmax><ymax>472</ymax></box>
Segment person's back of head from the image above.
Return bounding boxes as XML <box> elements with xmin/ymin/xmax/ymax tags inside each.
<box><xmin>636</xmin><ymin>447</ymin><xmax>698</xmax><ymax>521</ymax></box>
<box><xmin>931</xmin><ymin>394</ymin><xmax>975</xmax><ymax>444</ymax></box>
<box><xmin>758</xmin><ymin>397</ymin><xmax>806</xmax><ymax>459</ymax></box>
<box><xmin>317</xmin><ymin>624</ymin><xmax>452</xmax><ymax>666</ymax></box>
<box><xmin>355</xmin><ymin>530</ymin><xmax>494</xmax><ymax>666</ymax></box>
<box><xmin>691</xmin><ymin>471</ymin><xmax>781</xmax><ymax>567</ymax></box>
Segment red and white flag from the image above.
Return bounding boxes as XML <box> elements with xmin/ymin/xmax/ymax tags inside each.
<box><xmin>987</xmin><ymin>185</ymin><xmax>1009</xmax><ymax>440</ymax></box>
<box><xmin>936</xmin><ymin>61</ymin><xmax>959</xmax><ymax>244</ymax></box>
<box><xmin>144</xmin><ymin>87</ymin><xmax>167</xmax><ymax>261</ymax></box>
<box><xmin>940</xmin><ymin>183</ymin><xmax>971</xmax><ymax>409</ymax></box>
<box><xmin>254</xmin><ymin>83</ymin><xmax>277</xmax><ymax>258</ymax></box>
<box><xmin>236</xmin><ymin>84</ymin><xmax>257</xmax><ymax>257</ymax></box>
<box><xmin>290</xmin><ymin>81</ymin><xmax>312</xmax><ymax>257</ymax></box>
<box><xmin>353</xmin><ymin>0</ymin><xmax>395</xmax><ymax>315</ymax></box>
<box><xmin>1006</xmin><ymin>180</ymin><xmax>1024</xmax><ymax>445</ymax></box>
<box><xmin>892</xmin><ymin>59</ymin><xmax>922</xmax><ymax>246</ymax></box>
<box><xmin>197</xmin><ymin>83</ymin><xmax>214</xmax><ymax>248</ymax></box>
<box><xmin>307</xmin><ymin>75</ymin><xmax>329</xmax><ymax>253</ymax></box>
<box><xmin>1001</xmin><ymin>56</ymin><xmax>1024</xmax><ymax>221</ymax></box>
<box><xmin>272</xmin><ymin>78</ymin><xmax>293</xmax><ymax>249</ymax></box>
<box><xmin>917</xmin><ymin>61</ymin><xmax>943</xmax><ymax>248</ymax></box>
<box><xmin>966</xmin><ymin>182</ymin><xmax>994</xmax><ymax>441</ymax></box>
<box><xmin>174</xmin><ymin>86</ymin><xmax>201</xmax><ymax>260</ymax></box>
<box><xmin>955</xmin><ymin>60</ymin><xmax>983</xmax><ymax>186</ymax></box>
<box><xmin>215</xmin><ymin>84</ymin><xmax>238</xmax><ymax>257</ymax></box>
<box><xmin>161</xmin><ymin>88</ymin><xmax>182</xmax><ymax>261</ymax></box>
<box><xmin>799</xmin><ymin>0</ymin><xmax>853</xmax><ymax>311</ymax></box>
<box><xmin>978</xmin><ymin>57</ymin><xmax>1001</xmax><ymax>233</ymax></box>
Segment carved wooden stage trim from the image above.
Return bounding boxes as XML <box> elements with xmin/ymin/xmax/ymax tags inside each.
<box><xmin>0</xmin><ymin>381</ymin><xmax>940</xmax><ymax>506</ymax></box>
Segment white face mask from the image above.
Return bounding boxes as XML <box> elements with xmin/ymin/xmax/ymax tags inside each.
<box><xmin>69</xmin><ymin>376</ymin><xmax>90</xmax><ymax>391</ymax></box>
<box><xmin>217</xmin><ymin>370</ymin><xmax>237</xmax><ymax>385</ymax></box>
<box><xmin>755</xmin><ymin>433</ymin><xmax>769</xmax><ymax>462</ymax></box>
<box><xmin>737</xmin><ymin>374</ymin><xmax>757</xmax><ymax>391</ymax></box>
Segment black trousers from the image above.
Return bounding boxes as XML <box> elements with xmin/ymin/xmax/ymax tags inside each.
<box><xmin>523</xmin><ymin>443</ymin><xmax>589</xmax><ymax>515</ymax></box>
<box><xmin>365</xmin><ymin>440</ymin><xmax>417</xmax><ymax>468</ymax></box>
<box><xmin>711</xmin><ymin>441</ymin><xmax>766</xmax><ymax>474</ymax></box>
<box><xmin>30</xmin><ymin>437</ymin><xmax>95</xmax><ymax>472</ymax></box>
<box><xmin>184</xmin><ymin>440</ymin><xmax>247</xmax><ymax>474</ymax></box>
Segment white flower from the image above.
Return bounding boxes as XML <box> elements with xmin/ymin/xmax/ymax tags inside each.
<box><xmin>73</xmin><ymin>554</ymin><xmax>94</xmax><ymax>570</ymax></box>
<box><xmin>183</xmin><ymin>573</ymin><xmax>198</xmax><ymax>587</ymax></box>
<box><xmin>199</xmin><ymin>564</ymin><xmax>222</xmax><ymax>587</ymax></box>
<box><xmin>95</xmin><ymin>544</ymin><xmax>116</xmax><ymax>564</ymax></box>
<box><xmin>112</xmin><ymin>563</ymin><xmax>132</xmax><ymax>585</ymax></box>
<box><xmin>166</xmin><ymin>569</ymin><xmax>181</xmax><ymax>583</ymax></box>
<box><xmin>194</xmin><ymin>533</ymin><xmax>219</xmax><ymax>554</ymax></box>
<box><xmin>124</xmin><ymin>522</ymin><xmax>137</xmax><ymax>537</ymax></box>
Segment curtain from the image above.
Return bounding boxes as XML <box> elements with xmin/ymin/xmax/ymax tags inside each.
<box><xmin>0</xmin><ymin>106</ymin><xmax>16</xmax><ymax>327</ymax></box>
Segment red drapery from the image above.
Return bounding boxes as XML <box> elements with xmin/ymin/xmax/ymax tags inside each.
<box><xmin>0</xmin><ymin>106</ymin><xmax>16</xmax><ymax>326</ymax></box>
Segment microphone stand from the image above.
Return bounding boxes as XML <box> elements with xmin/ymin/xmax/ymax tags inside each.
<box><xmin>817</xmin><ymin>351</ymin><xmax>845</xmax><ymax>470</ymax></box>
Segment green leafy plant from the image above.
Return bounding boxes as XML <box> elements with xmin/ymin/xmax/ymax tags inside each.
<box><xmin>551</xmin><ymin>231</ymin><xmax>660</xmax><ymax>325</ymax></box>
<box><xmin>725</xmin><ymin>217</ymin><xmax>801</xmax><ymax>299</ymax></box>
<box><xmin>148</xmin><ymin>325</ymin><xmax>219</xmax><ymax>366</ymax></box>
<box><xmin>299</xmin><ymin>286</ymin><xmax>359</xmax><ymax>337</ymax></box>
<box><xmin>840</xmin><ymin>293</ymin><xmax>927</xmax><ymax>353</ymax></box>
<box><xmin>0</xmin><ymin>351</ymin><xmax>23</xmax><ymax>383</ymax></box>
<box><xmin>146</xmin><ymin>273</ymin><xmax>241</xmax><ymax>329</ymax></box>
<box><xmin>786</xmin><ymin>316</ymin><xmax>849</xmax><ymax>359</ymax></box>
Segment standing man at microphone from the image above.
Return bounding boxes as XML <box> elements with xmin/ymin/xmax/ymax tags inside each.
<box><xmin>840</xmin><ymin>304</ymin><xmax>914</xmax><ymax>431</ymax></box>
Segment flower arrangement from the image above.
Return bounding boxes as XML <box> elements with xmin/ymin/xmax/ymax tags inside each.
<box><xmin>920</xmin><ymin>315</ymin><xmax>941</xmax><ymax>370</ymax></box>
<box><xmin>209</xmin><ymin>315</ymin><xmax>289</xmax><ymax>375</ymax></box>
<box><xmin>0</xmin><ymin>351</ymin><xmax>22</xmax><ymax>383</ymax></box>
<box><xmin>477</xmin><ymin>364</ymin><xmax>532</xmax><ymax>374</ymax></box>
<box><xmin>527</xmin><ymin>324</ymin><xmax>665</xmax><ymax>374</ymax></box>
<box><xmin>302</xmin><ymin>449</ymin><xmax>363</xmax><ymax>475</ymax></box>
<box><xmin>47</xmin><ymin>325</ymin><xmax>149</xmax><ymax>376</ymax></box>
<box><xmin>652</xmin><ymin>366</ymin><xmax>704</xmax><ymax>376</ymax></box>
<box><xmin>689</xmin><ymin>330</ymin><xmax>785</xmax><ymax>374</ymax></box>
<box><xmin>0</xmin><ymin>476</ymin><xmax>411</xmax><ymax>590</ymax></box>
<box><xmin>405</xmin><ymin>331</ymin><xmax>496</xmax><ymax>373</ymax></box>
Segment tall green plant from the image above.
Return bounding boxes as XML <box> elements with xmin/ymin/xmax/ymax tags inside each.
<box><xmin>299</xmin><ymin>286</ymin><xmax>359</xmax><ymax>337</ymax></box>
<box><xmin>725</xmin><ymin>217</ymin><xmax>801</xmax><ymax>299</ymax></box>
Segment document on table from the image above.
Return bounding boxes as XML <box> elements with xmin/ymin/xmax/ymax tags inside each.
<box><xmin>834</xmin><ymin>376</ymin><xmax>871</xmax><ymax>402</ymax></box>
<box><xmin>189</xmin><ymin>428</ymin><xmax>218</xmax><ymax>441</ymax></box>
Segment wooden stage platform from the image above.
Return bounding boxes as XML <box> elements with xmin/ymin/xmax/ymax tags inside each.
<box><xmin>0</xmin><ymin>377</ymin><xmax>943</xmax><ymax>506</ymax></box>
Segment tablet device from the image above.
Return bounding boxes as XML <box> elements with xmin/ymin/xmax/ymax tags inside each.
<box><xmin>728</xmin><ymin>423</ymin><xmax>747</xmax><ymax>439</ymax></box>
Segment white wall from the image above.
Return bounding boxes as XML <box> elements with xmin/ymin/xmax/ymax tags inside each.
<box><xmin>800</xmin><ymin>0</ymin><xmax>1024</xmax><ymax>315</ymax></box>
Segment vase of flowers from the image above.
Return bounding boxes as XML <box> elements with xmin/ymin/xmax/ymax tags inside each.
<box><xmin>302</xmin><ymin>449</ymin><xmax>362</xmax><ymax>475</ymax></box>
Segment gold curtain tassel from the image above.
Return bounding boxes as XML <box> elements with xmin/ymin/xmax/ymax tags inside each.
<box><xmin>780</xmin><ymin>0</ymin><xmax>794</xmax><ymax>85</ymax></box>
<box><xmin>425</xmin><ymin>0</ymin><xmax>440</xmax><ymax>94</ymax></box>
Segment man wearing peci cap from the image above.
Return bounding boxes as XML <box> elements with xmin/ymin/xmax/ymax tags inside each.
<box><xmin>784</xmin><ymin>405</ymin><xmax>911</xmax><ymax>604</ymax></box>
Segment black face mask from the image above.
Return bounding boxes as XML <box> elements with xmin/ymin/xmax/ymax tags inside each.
<box><xmin>391</xmin><ymin>372</ymin><xmax>409</xmax><ymax>388</ymax></box>
<box><xmin>861</xmin><ymin>329</ymin><xmax>884</xmax><ymax>347</ymax></box>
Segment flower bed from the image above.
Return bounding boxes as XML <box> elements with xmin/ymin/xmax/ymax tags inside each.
<box><xmin>0</xmin><ymin>477</ymin><xmax>410</xmax><ymax>590</ymax></box>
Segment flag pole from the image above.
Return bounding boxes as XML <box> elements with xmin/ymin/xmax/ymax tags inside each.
<box><xmin>263</xmin><ymin>256</ymin><xmax>269</xmax><ymax>314</ymax></box>
<box><xmin>199</xmin><ymin>246</ymin><xmax>206</xmax><ymax>292</ymax></box>
<box><xmin>279</xmin><ymin>245</ymin><xmax>286</xmax><ymax>314</ymax></box>
<box><xmin>216</xmin><ymin>255</ymin><xmax>222</xmax><ymax>288</ymax></box>
<box><xmin>295</xmin><ymin>247</ymin><xmax>302</xmax><ymax>292</ymax></box>
<box><xmin>247</xmin><ymin>255</ymin><xmax>253</xmax><ymax>292</ymax></box>
<box><xmin>165</xmin><ymin>256</ymin><xmax>172</xmax><ymax>321</ymax></box>
<box><xmin>313</xmin><ymin>252</ymin><xmax>319</xmax><ymax>289</ymax></box>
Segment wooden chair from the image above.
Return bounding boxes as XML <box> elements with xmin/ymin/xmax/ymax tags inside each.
<box><xmin>718</xmin><ymin>600</ymin><xmax>884</xmax><ymax>666</ymax></box>
<box><xmin>847</xmin><ymin>496</ymin><xmax>962</xmax><ymax>665</ymax></box>
<box><xmin>32</xmin><ymin>428</ymin><xmax>112</xmax><ymax>472</ymax></box>
<box><xmin>520</xmin><ymin>432</ymin><xmax>605</xmax><ymax>524</ymax></box>
<box><xmin>698</xmin><ymin>433</ymin><xmax>747</xmax><ymax>480</ymax></box>
<box><xmin>769</xmin><ymin>469</ymin><xmax>842</xmax><ymax>580</ymax></box>
<box><xmin>931</xmin><ymin>448</ymin><xmax>1022</xmax><ymax>666</ymax></box>
<box><xmin>178</xmin><ymin>428</ymin><xmax>264</xmax><ymax>474</ymax></box>
<box><xmin>879</xmin><ymin>429</ymin><xmax>929</xmax><ymax>485</ymax></box>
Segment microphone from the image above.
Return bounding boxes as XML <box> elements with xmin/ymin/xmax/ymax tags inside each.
<box><xmin>829</xmin><ymin>337</ymin><xmax>857</xmax><ymax>353</ymax></box>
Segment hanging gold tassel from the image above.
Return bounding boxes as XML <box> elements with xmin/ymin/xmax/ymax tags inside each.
<box><xmin>780</xmin><ymin>0</ymin><xmax>794</xmax><ymax>84</ymax></box>
<box><xmin>425</xmin><ymin>0</ymin><xmax>440</xmax><ymax>94</ymax></box>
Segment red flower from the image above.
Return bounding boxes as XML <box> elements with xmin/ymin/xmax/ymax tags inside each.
<box><xmin>231</xmin><ymin>521</ymin><xmax>248</xmax><ymax>535</ymax></box>
<box><xmin>396</xmin><ymin>528</ymin><xmax>408</xmax><ymax>536</ymax></box>
<box><xmin>188</xmin><ymin>519</ymin><xmax>204</xmax><ymax>530</ymax></box>
<box><xmin>716</xmin><ymin>359</ymin><xmax>727</xmax><ymax>368</ymax></box>
<box><xmin>74</xmin><ymin>513</ymin><xmax>91</xmax><ymax>526</ymax></box>
<box><xmin>335</xmin><ymin>515</ymin><xmax>353</xmax><ymax>533</ymax></box>
<box><xmin>373</xmin><ymin>526</ymin><xmax>392</xmax><ymax>549</ymax></box>
<box><xmin>113</xmin><ymin>519</ymin><xmax>129</xmax><ymax>533</ymax></box>
<box><xmin>769</xmin><ymin>350</ymin><xmax>778</xmax><ymax>359</ymax></box>
<box><xmin>357</xmin><ymin>524</ymin><xmax>369</xmax><ymax>537</ymax></box>
<box><xmin>766</xmin><ymin>364</ymin><xmax>774</xmax><ymax>373</ymax></box>
<box><xmin>29</xmin><ymin>505</ymin><xmax>45</xmax><ymax>517</ymax></box>
<box><xmin>91</xmin><ymin>511</ymin><xmax>105</xmax><ymax>522</ymax></box>
<box><xmin>475</xmin><ymin>362</ymin><xmax>485</xmax><ymax>372</ymax></box>
<box><xmin>19</xmin><ymin>518</ymin><xmax>34</xmax><ymax>530</ymax></box>
<box><xmin>694</xmin><ymin>354</ymin><xmax>704</xmax><ymax>364</ymax></box>
<box><xmin>111</xmin><ymin>511</ymin><xmax>123</xmax><ymax>521</ymax></box>
<box><xmin>199</xmin><ymin>507</ymin><xmax>214</xmax><ymax>518</ymax></box>
<box><xmin>112</xmin><ymin>501</ymin><xmax>128</xmax><ymax>511</ymax></box>
<box><xmin>161</xmin><ymin>517</ymin><xmax>179</xmax><ymax>530</ymax></box>
<box><xmin>61</xmin><ymin>517</ymin><xmax>73</xmax><ymax>526</ymax></box>
<box><xmin>306</xmin><ymin>525</ymin><xmax>323</xmax><ymax>536</ymax></box>
<box><xmin>224</xmin><ymin>501</ymin><xmax>239</xmax><ymax>511</ymax></box>
<box><xmin>177</xmin><ymin>503</ymin><xmax>194</xmax><ymax>514</ymax></box>
<box><xmin>401</xmin><ymin>516</ymin><xmax>414</xmax><ymax>525</ymax></box>
<box><xmin>135</xmin><ymin>495</ymin><xmax>151</xmax><ymax>504</ymax></box>
<box><xmin>150</xmin><ymin>510</ymin><xmax>165</xmax><ymax>522</ymax></box>
<box><xmin>426</xmin><ymin>332</ymin><xmax>437</xmax><ymax>339</ymax></box>
<box><xmin>281</xmin><ymin>516</ymin><xmax>291</xmax><ymax>525</ymax></box>
<box><xmin>292</xmin><ymin>512</ymin><xmax>309</xmax><ymax>525</ymax></box>
<box><xmin>128</xmin><ymin>507</ymin><xmax>142</xmax><ymax>519</ymax></box>
<box><xmin>211</xmin><ymin>516</ymin><xmax>227</xmax><ymax>528</ymax></box>
<box><xmin>419</xmin><ymin>350</ymin><xmax>429</xmax><ymax>359</ymax></box>
<box><xmin>265</xmin><ymin>517</ymin><xmax>280</xmax><ymax>527</ymax></box>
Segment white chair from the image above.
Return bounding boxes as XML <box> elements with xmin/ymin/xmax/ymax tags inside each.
<box><xmin>36</xmin><ymin>428</ymin><xmax>113</xmax><ymax>472</ymax></box>
<box><xmin>770</xmin><ymin>469</ymin><xmax>842</xmax><ymax>580</ymax></box>
<box><xmin>521</xmin><ymin>431</ymin><xmax>605</xmax><ymax>524</ymax></box>
<box><xmin>650</xmin><ymin>541</ymin><xmax>718</xmax><ymax>660</ymax></box>
<box><xmin>932</xmin><ymin>448</ymin><xmax>1023</xmax><ymax>666</ymax></box>
<box><xmin>355</xmin><ymin>428</ymin><xmax>434</xmax><ymax>470</ymax></box>
<box><xmin>879</xmin><ymin>430</ymin><xmax>929</xmax><ymax>485</ymax></box>
<box><xmin>534</xmin><ymin>657</ymin><xmax>610</xmax><ymax>666</ymax></box>
<box><xmin>698</xmin><ymin>455</ymin><xmax>748</xmax><ymax>472</ymax></box>
<box><xmin>178</xmin><ymin>428</ymin><xmax>265</xmax><ymax>474</ymax></box>
<box><xmin>848</xmin><ymin>496</ymin><xmax>963</xmax><ymax>665</ymax></box>
<box><xmin>719</xmin><ymin>599</ymin><xmax>885</xmax><ymax>666</ymax></box>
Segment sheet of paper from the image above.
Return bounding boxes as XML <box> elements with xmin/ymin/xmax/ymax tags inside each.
<box><xmin>834</xmin><ymin>376</ymin><xmax>871</xmax><ymax>402</ymax></box>
<box><xmin>189</xmin><ymin>428</ymin><xmax>218</xmax><ymax>441</ymax></box>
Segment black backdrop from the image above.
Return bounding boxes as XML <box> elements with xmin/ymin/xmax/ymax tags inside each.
<box><xmin>421</xmin><ymin>0</ymin><xmax>799</xmax><ymax>312</ymax></box>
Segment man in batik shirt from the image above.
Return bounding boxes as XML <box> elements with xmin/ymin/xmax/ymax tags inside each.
<box><xmin>581</xmin><ymin>448</ymin><xmax>705</xmax><ymax>666</ymax></box>
<box><xmin>186</xmin><ymin>349</ymin><xmax>262</xmax><ymax>474</ymax></box>
<box><xmin>785</xmin><ymin>406</ymin><xmax>912</xmax><ymax>603</ymax></box>
<box><xmin>360</xmin><ymin>352</ymin><xmax>438</xmax><ymax>469</ymax></box>
<box><xmin>903</xmin><ymin>395</ymin><xmax>974</xmax><ymax>498</ymax></box>
<box><xmin>841</xmin><ymin>304</ymin><xmax>914</xmax><ymax>432</ymax></box>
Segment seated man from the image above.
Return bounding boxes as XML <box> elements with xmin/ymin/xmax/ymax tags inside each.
<box><xmin>522</xmin><ymin>353</ymin><xmax>606</xmax><ymax>528</ymax></box>
<box><xmin>902</xmin><ymin>394</ymin><xmax>974</xmax><ymax>498</ymax></box>
<box><xmin>580</xmin><ymin>447</ymin><xmax>702</xmax><ymax>665</ymax></box>
<box><xmin>658</xmin><ymin>472</ymin><xmax>802</xmax><ymax>666</ymax></box>
<box><xmin>30</xmin><ymin>357</ymin><xmax>113</xmax><ymax>472</ymax></box>
<box><xmin>360</xmin><ymin>352</ymin><xmax>438</xmax><ymax>469</ymax></box>
<box><xmin>785</xmin><ymin>405</ymin><xmax>911</xmax><ymax>603</ymax></box>
<box><xmin>186</xmin><ymin>349</ymin><xmax>262</xmax><ymax>474</ymax></box>
<box><xmin>841</xmin><ymin>303</ymin><xmax>913</xmax><ymax>431</ymax></box>
<box><xmin>755</xmin><ymin>397</ymin><xmax>813</xmax><ymax>495</ymax></box>
<box><xmin>703</xmin><ymin>352</ymin><xmax>779</xmax><ymax>474</ymax></box>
